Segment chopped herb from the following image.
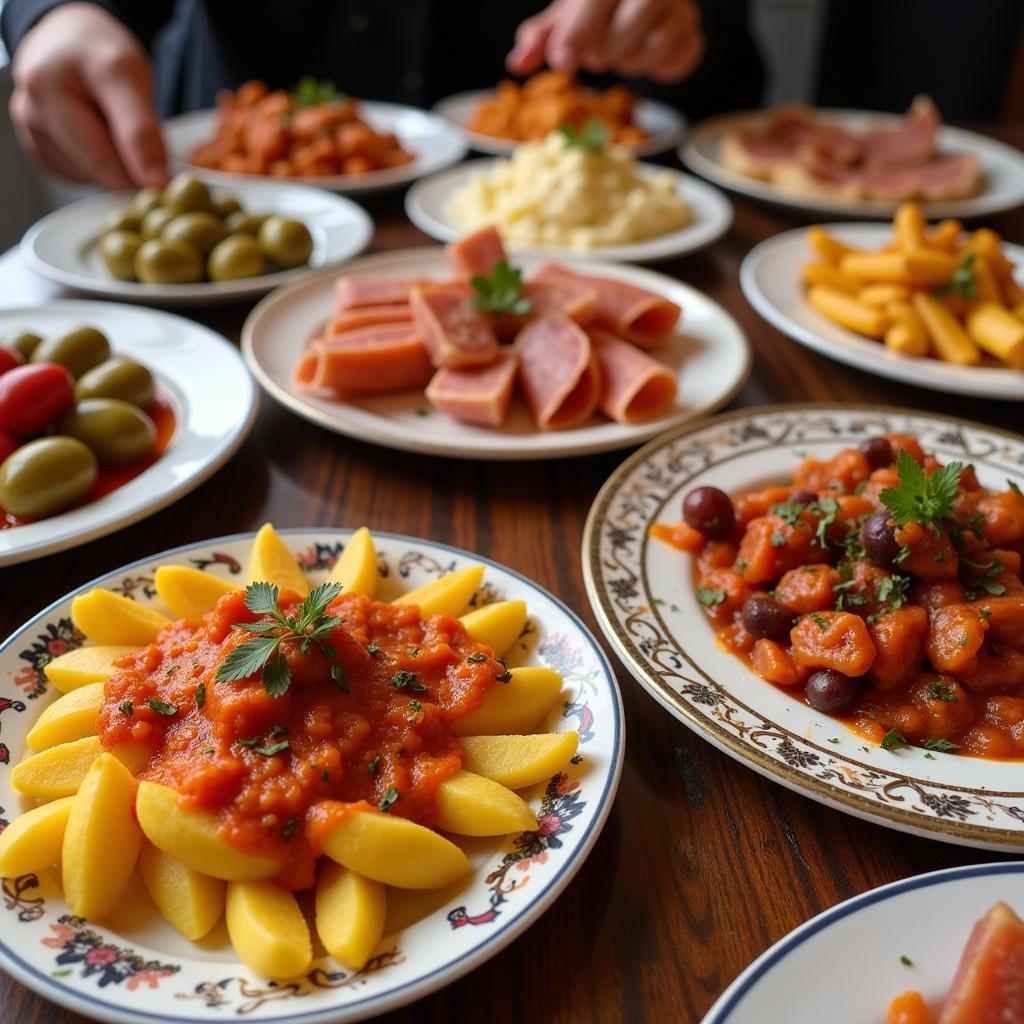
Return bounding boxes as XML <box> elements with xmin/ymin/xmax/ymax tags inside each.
<box><xmin>735</xmin><ymin>558</ymin><xmax>748</xmax><ymax>571</ymax></box>
<box><xmin>379</xmin><ymin>787</ymin><xmax>400</xmax><ymax>812</ymax></box>
<box><xmin>923</xmin><ymin>737</ymin><xmax>959</xmax><ymax>753</ymax></box>
<box><xmin>828</xmin><ymin>737</ymin><xmax>840</xmax><ymax>744</ymax></box>
<box><xmin>770</xmin><ymin>530</ymin><xmax>788</xmax><ymax>548</ymax></box>
<box><xmin>292</xmin><ymin>75</ymin><xmax>346</xmax><ymax>108</ymax></box>
<box><xmin>880</xmin><ymin>450</ymin><xmax>962</xmax><ymax>531</ymax></box>
<box><xmin>881</xmin><ymin>728</ymin><xmax>907</xmax><ymax>751</ymax></box>
<box><xmin>771</xmin><ymin>501</ymin><xmax>804</xmax><ymax>526</ymax></box>
<box><xmin>979</xmin><ymin>607</ymin><xmax>991</xmax><ymax>620</ymax></box>
<box><xmin>409</xmin><ymin>646</ymin><xmax>421</xmax><ymax>657</ymax></box>
<box><xmin>495</xmin><ymin>657</ymin><xmax>512</xmax><ymax>683</ymax></box>
<box><xmin>854</xmin><ymin>480</ymin><xmax>868</xmax><ymax>495</ymax></box>
<box><xmin>267</xmin><ymin>725</ymin><xmax>288</xmax><ymax>737</ymax></box>
<box><xmin>366</xmin><ymin>643</ymin><xmax>381</xmax><ymax>657</ymax></box>
<box><xmin>1009</xmin><ymin>479</ymin><xmax>1022</xmax><ymax>495</ymax></box>
<box><xmin>409</xmin><ymin>699</ymin><xmax>423</xmax><ymax>713</ymax></box>
<box><xmin>925</xmin><ymin>681</ymin><xmax>958</xmax><ymax>702</ymax></box>
<box><xmin>148</xmin><ymin>699</ymin><xmax>177</xmax><ymax>717</ymax></box>
<box><xmin>894</xmin><ymin>544</ymin><xmax>911</xmax><ymax>565</ymax></box>
<box><xmin>813</xmin><ymin>498</ymin><xmax>839</xmax><ymax>548</ymax></box>
<box><xmin>559</xmin><ymin>119</ymin><xmax>610</xmax><ymax>152</ymax></box>
<box><xmin>876</xmin><ymin>573</ymin><xmax>910</xmax><ymax>610</ymax></box>
<box><xmin>390</xmin><ymin>669</ymin><xmax>425</xmax><ymax>691</ymax></box>
<box><xmin>810</xmin><ymin>612</ymin><xmax>828</xmax><ymax>630</ymax></box>
<box><xmin>255</xmin><ymin>740</ymin><xmax>291</xmax><ymax>757</ymax></box>
<box><xmin>696</xmin><ymin>586</ymin><xmax>727</xmax><ymax>607</ymax></box>
<box><xmin>932</xmin><ymin>251</ymin><xmax>978</xmax><ymax>300</ymax></box>
<box><xmin>203</xmin><ymin>746</ymin><xmax>216</xmax><ymax>755</ymax></box>
<box><xmin>282</xmin><ymin>817</ymin><xmax>299</xmax><ymax>840</ymax></box>
<box><xmin>165</xmin><ymin>664</ymin><xmax>178</xmax><ymax>676</ymax></box>
<box><xmin>466</xmin><ymin>652</ymin><xmax>488</xmax><ymax>663</ymax></box>
<box><xmin>414</xmin><ymin>407</ymin><xmax>429</xmax><ymax>417</ymax></box>
<box><xmin>958</xmin><ymin>634</ymin><xmax>970</xmax><ymax>648</ymax></box>
<box><xmin>900</xmin><ymin>955</ymin><xmax>913</xmax><ymax>967</ymax></box>
<box><xmin>924</xmin><ymin>752</ymin><xmax>936</xmax><ymax>760</ymax></box>
<box><xmin>866</xmin><ymin>612</ymin><xmax>882</xmax><ymax>626</ymax></box>
<box><xmin>653</xmin><ymin>597</ymin><xmax>665</xmax><ymax>605</ymax></box>
<box><xmin>330</xmin><ymin>664</ymin><xmax>350</xmax><ymax>693</ymax></box>
<box><xmin>368</xmin><ymin>756</ymin><xmax>380</xmax><ymax>776</ymax></box>
<box><xmin>470</xmin><ymin>259</ymin><xmax>532</xmax><ymax>316</ymax></box>
<box><xmin>967</xmin><ymin>513</ymin><xmax>987</xmax><ymax>539</ymax></box>
<box><xmin>119</xmin><ymin>701</ymin><xmax>134</xmax><ymax>716</ymax></box>
<box><xmin>238</xmin><ymin>736</ymin><xmax>259</xmax><ymax>748</ymax></box>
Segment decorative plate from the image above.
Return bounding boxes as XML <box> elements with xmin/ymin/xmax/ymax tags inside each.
<box><xmin>404</xmin><ymin>160</ymin><xmax>733</xmax><ymax>264</ymax></box>
<box><xmin>433</xmin><ymin>90</ymin><xmax>685</xmax><ymax>158</ymax></box>
<box><xmin>0</xmin><ymin>301</ymin><xmax>255</xmax><ymax>567</ymax></box>
<box><xmin>0</xmin><ymin>529</ymin><xmax>623</xmax><ymax>1024</ymax></box>
<box><xmin>164</xmin><ymin>103</ymin><xmax>468</xmax><ymax>197</ymax></box>
<box><xmin>241</xmin><ymin>248</ymin><xmax>751</xmax><ymax>461</ymax></box>
<box><xmin>21</xmin><ymin>181</ymin><xmax>373</xmax><ymax>308</ymax></box>
<box><xmin>741</xmin><ymin>224</ymin><xmax>1024</xmax><ymax>401</ymax></box>
<box><xmin>703</xmin><ymin>861</ymin><xmax>1024</xmax><ymax>1023</ymax></box>
<box><xmin>682</xmin><ymin>108</ymin><xmax>1024</xmax><ymax>219</ymax></box>
<box><xmin>583</xmin><ymin>404</ymin><xmax>1024</xmax><ymax>850</ymax></box>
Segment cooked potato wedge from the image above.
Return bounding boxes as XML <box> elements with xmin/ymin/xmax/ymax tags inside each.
<box><xmin>392</xmin><ymin>565</ymin><xmax>484</xmax><ymax>618</ymax></box>
<box><xmin>26</xmin><ymin>682</ymin><xmax>104</xmax><ymax>751</ymax></box>
<box><xmin>71</xmin><ymin>589</ymin><xmax>170</xmax><ymax>646</ymax></box>
<box><xmin>435</xmin><ymin>770</ymin><xmax>537</xmax><ymax>836</ymax></box>
<box><xmin>458</xmin><ymin>732</ymin><xmax>579</xmax><ymax>790</ymax></box>
<box><xmin>226</xmin><ymin>880</ymin><xmax>312</xmax><ymax>979</ymax></box>
<box><xmin>459</xmin><ymin>600</ymin><xmax>527</xmax><ymax>656</ymax></box>
<box><xmin>139</xmin><ymin>841</ymin><xmax>225</xmax><ymax>941</ymax></box>
<box><xmin>451</xmin><ymin>665</ymin><xmax>563</xmax><ymax>737</ymax></box>
<box><xmin>154</xmin><ymin>565</ymin><xmax>239</xmax><ymax>624</ymax></box>
<box><xmin>11</xmin><ymin>735</ymin><xmax>102</xmax><ymax>799</ymax></box>
<box><xmin>315</xmin><ymin>862</ymin><xmax>386</xmax><ymax>970</ymax></box>
<box><xmin>246</xmin><ymin>523</ymin><xmax>310</xmax><ymax>596</ymax></box>
<box><xmin>0</xmin><ymin>795</ymin><xmax>74</xmax><ymax>877</ymax></box>
<box><xmin>327</xmin><ymin>526</ymin><xmax>378</xmax><ymax>596</ymax></box>
<box><xmin>44</xmin><ymin>644</ymin><xmax>138</xmax><ymax>693</ymax></box>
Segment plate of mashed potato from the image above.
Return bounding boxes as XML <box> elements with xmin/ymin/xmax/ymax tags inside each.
<box><xmin>405</xmin><ymin>131</ymin><xmax>733</xmax><ymax>263</ymax></box>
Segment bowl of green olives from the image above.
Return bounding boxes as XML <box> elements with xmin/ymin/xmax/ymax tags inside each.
<box><xmin>22</xmin><ymin>176</ymin><xmax>373</xmax><ymax>307</ymax></box>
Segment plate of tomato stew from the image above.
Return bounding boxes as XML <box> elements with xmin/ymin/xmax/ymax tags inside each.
<box><xmin>0</xmin><ymin>301</ymin><xmax>255</xmax><ymax>567</ymax></box>
<box><xmin>583</xmin><ymin>404</ymin><xmax>1024</xmax><ymax>849</ymax></box>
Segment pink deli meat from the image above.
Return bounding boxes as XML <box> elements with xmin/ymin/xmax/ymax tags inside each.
<box><xmin>447</xmin><ymin>225</ymin><xmax>507</xmax><ymax>280</ymax></box>
<box><xmin>334</xmin><ymin>276</ymin><xmax>428</xmax><ymax>312</ymax></box>
<box><xmin>425</xmin><ymin>351</ymin><xmax>519</xmax><ymax>428</ymax></box>
<box><xmin>515</xmin><ymin>314</ymin><xmax>601</xmax><ymax>430</ymax></box>
<box><xmin>410</xmin><ymin>284</ymin><xmax>499</xmax><ymax>368</ymax></box>
<box><xmin>589</xmin><ymin>328</ymin><xmax>677</xmax><ymax>424</ymax></box>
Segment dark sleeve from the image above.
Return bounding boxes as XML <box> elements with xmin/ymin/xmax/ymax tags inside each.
<box><xmin>2</xmin><ymin>0</ymin><xmax>176</xmax><ymax>56</ymax></box>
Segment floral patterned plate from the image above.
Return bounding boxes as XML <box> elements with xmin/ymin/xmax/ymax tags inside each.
<box><xmin>582</xmin><ymin>404</ymin><xmax>1024</xmax><ymax>850</ymax></box>
<box><xmin>0</xmin><ymin>530</ymin><xmax>623</xmax><ymax>1024</ymax></box>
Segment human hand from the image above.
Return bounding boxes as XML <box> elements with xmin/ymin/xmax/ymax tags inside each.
<box><xmin>508</xmin><ymin>0</ymin><xmax>705</xmax><ymax>84</ymax></box>
<box><xmin>10</xmin><ymin>2</ymin><xmax>168</xmax><ymax>189</ymax></box>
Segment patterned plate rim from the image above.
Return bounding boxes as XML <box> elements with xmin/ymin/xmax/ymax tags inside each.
<box><xmin>0</xmin><ymin>528</ymin><xmax>625</xmax><ymax>1024</ymax></box>
<box><xmin>582</xmin><ymin>401</ymin><xmax>1024</xmax><ymax>848</ymax></box>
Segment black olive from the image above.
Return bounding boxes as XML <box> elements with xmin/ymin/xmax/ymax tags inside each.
<box><xmin>860</xmin><ymin>508</ymin><xmax>901</xmax><ymax>566</ymax></box>
<box><xmin>859</xmin><ymin>436</ymin><xmax>895</xmax><ymax>470</ymax></box>
<box><xmin>682</xmin><ymin>486</ymin><xmax>735</xmax><ymax>539</ymax></box>
<box><xmin>788</xmin><ymin>489</ymin><xmax>818</xmax><ymax>506</ymax></box>
<box><xmin>805</xmin><ymin>669</ymin><xmax>863</xmax><ymax>712</ymax></box>
<box><xmin>741</xmin><ymin>596</ymin><xmax>794</xmax><ymax>642</ymax></box>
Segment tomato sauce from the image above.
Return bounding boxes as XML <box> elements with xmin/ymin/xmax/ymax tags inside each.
<box><xmin>1</xmin><ymin>392</ymin><xmax>177</xmax><ymax>529</ymax></box>
<box><xmin>97</xmin><ymin>589</ymin><xmax>503</xmax><ymax>890</ymax></box>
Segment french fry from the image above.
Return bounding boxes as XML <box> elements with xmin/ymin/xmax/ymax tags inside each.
<box><xmin>963</xmin><ymin>228</ymin><xmax>1015</xmax><ymax>277</ymax></box>
<box><xmin>927</xmin><ymin>219</ymin><xmax>962</xmax><ymax>251</ymax></box>
<box><xmin>840</xmin><ymin>250</ymin><xmax>956</xmax><ymax>287</ymax></box>
<box><xmin>808</xmin><ymin>226</ymin><xmax>860</xmax><ymax>265</ymax></box>
<box><xmin>857</xmin><ymin>284</ymin><xmax>909</xmax><ymax>308</ymax></box>
<box><xmin>966</xmin><ymin>303</ymin><xmax>1024</xmax><ymax>368</ymax></box>
<box><xmin>999</xmin><ymin>272</ymin><xmax>1024</xmax><ymax>308</ymax></box>
<box><xmin>970</xmin><ymin>254</ymin><xmax>1003</xmax><ymax>305</ymax></box>
<box><xmin>885</xmin><ymin>323</ymin><xmax>928</xmax><ymax>357</ymax></box>
<box><xmin>894</xmin><ymin>203</ymin><xmax>926</xmax><ymax>252</ymax></box>
<box><xmin>807</xmin><ymin>286</ymin><xmax>889</xmax><ymax>339</ymax></box>
<box><xmin>802</xmin><ymin>262</ymin><xmax>860</xmax><ymax>295</ymax></box>
<box><xmin>885</xmin><ymin>301</ymin><xmax>929</xmax><ymax>354</ymax></box>
<box><xmin>912</xmin><ymin>293</ymin><xmax>981</xmax><ymax>365</ymax></box>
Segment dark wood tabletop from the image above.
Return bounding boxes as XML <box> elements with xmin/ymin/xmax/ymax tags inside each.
<box><xmin>2</xmin><ymin>128</ymin><xmax>1023</xmax><ymax>1024</ymax></box>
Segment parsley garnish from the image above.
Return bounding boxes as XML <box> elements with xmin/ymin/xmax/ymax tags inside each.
<box><xmin>770</xmin><ymin>531</ymin><xmax>787</xmax><ymax>548</ymax></box>
<box><xmin>466</xmin><ymin>652</ymin><xmax>488</xmax><ymax>663</ymax></box>
<box><xmin>203</xmin><ymin>745</ymin><xmax>215</xmax><ymax>755</ymax></box>
<box><xmin>923</xmin><ymin>737</ymin><xmax>959</xmax><ymax>753</ymax></box>
<box><xmin>559</xmin><ymin>119</ymin><xmax>610</xmax><ymax>152</ymax></box>
<box><xmin>282</xmin><ymin>817</ymin><xmax>299</xmax><ymax>839</ymax></box>
<box><xmin>366</xmin><ymin>643</ymin><xmax>381</xmax><ymax>657</ymax></box>
<box><xmin>195</xmin><ymin>681</ymin><xmax>206</xmax><ymax>708</ymax></box>
<box><xmin>880</xmin><ymin>450</ymin><xmax>962</xmax><ymax>531</ymax></box>
<box><xmin>368</xmin><ymin>756</ymin><xmax>380</xmax><ymax>776</ymax></box>
<box><xmin>119</xmin><ymin>701</ymin><xmax>133</xmax><ymax>716</ymax></box>
<box><xmin>409</xmin><ymin>699</ymin><xmax>423</xmax><ymax>714</ymax></box>
<box><xmin>390</xmin><ymin>669</ymin><xmax>426</xmax><ymax>691</ymax></box>
<box><xmin>292</xmin><ymin>76</ymin><xmax>346</xmax><ymax>108</ymax></box>
<box><xmin>470</xmin><ymin>259</ymin><xmax>533</xmax><ymax>316</ymax></box>
<box><xmin>379</xmin><ymin>787</ymin><xmax>400</xmax><ymax>812</ymax></box>
<box><xmin>925</xmin><ymin>681</ymin><xmax>958</xmax><ymax>702</ymax></box>
<box><xmin>876</xmin><ymin>573</ymin><xmax>910</xmax><ymax>610</ymax></box>
<box><xmin>255</xmin><ymin>740</ymin><xmax>290</xmax><ymax>757</ymax></box>
<box><xmin>148</xmin><ymin>699</ymin><xmax>177</xmax><ymax>717</ymax></box>
<box><xmin>932</xmin><ymin>251</ymin><xmax>978</xmax><ymax>300</ymax></box>
<box><xmin>810</xmin><ymin>612</ymin><xmax>828</xmax><ymax>630</ymax></box>
<box><xmin>900</xmin><ymin>955</ymin><xmax>913</xmax><ymax>967</ymax></box>
<box><xmin>215</xmin><ymin>581</ymin><xmax>343</xmax><ymax>699</ymax></box>
<box><xmin>696</xmin><ymin>587</ymin><xmax>727</xmax><ymax>607</ymax></box>
<box><xmin>495</xmin><ymin>657</ymin><xmax>512</xmax><ymax>683</ymax></box>
<box><xmin>813</xmin><ymin>498</ymin><xmax>839</xmax><ymax>548</ymax></box>
<box><xmin>331</xmin><ymin>664</ymin><xmax>349</xmax><ymax>693</ymax></box>
<box><xmin>1009</xmin><ymin>480</ymin><xmax>1022</xmax><ymax>496</ymax></box>
<box><xmin>924</xmin><ymin>751</ymin><xmax>935</xmax><ymax>760</ymax></box>
<box><xmin>881</xmin><ymin>728</ymin><xmax>907</xmax><ymax>751</ymax></box>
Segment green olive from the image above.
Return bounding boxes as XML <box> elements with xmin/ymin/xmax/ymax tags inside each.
<box><xmin>212</xmin><ymin>195</ymin><xmax>243</xmax><ymax>219</ymax></box>
<box><xmin>98</xmin><ymin>230</ymin><xmax>142</xmax><ymax>281</ymax></box>
<box><xmin>141</xmin><ymin>206</ymin><xmax>176</xmax><ymax>240</ymax></box>
<box><xmin>224</xmin><ymin>211</ymin><xmax>269</xmax><ymax>237</ymax></box>
<box><xmin>134</xmin><ymin>239</ymin><xmax>204</xmax><ymax>285</ymax></box>
<box><xmin>257</xmin><ymin>217</ymin><xmax>313</xmax><ymax>269</ymax></box>
<box><xmin>75</xmin><ymin>357</ymin><xmax>155</xmax><ymax>409</ymax></box>
<box><xmin>130</xmin><ymin>186</ymin><xmax>164</xmax><ymax>219</ymax></box>
<box><xmin>32</xmin><ymin>326</ymin><xmax>111</xmax><ymax>378</ymax></box>
<box><xmin>57</xmin><ymin>399</ymin><xmax>156</xmax><ymax>466</ymax></box>
<box><xmin>1</xmin><ymin>331</ymin><xmax>41</xmax><ymax>360</ymax></box>
<box><xmin>162</xmin><ymin>174</ymin><xmax>214</xmax><ymax>216</ymax></box>
<box><xmin>102</xmin><ymin>207</ymin><xmax>141</xmax><ymax>234</ymax></box>
<box><xmin>207</xmin><ymin>235</ymin><xmax>266</xmax><ymax>281</ymax></box>
<box><xmin>161</xmin><ymin>211</ymin><xmax>226</xmax><ymax>255</ymax></box>
<box><xmin>0</xmin><ymin>436</ymin><xmax>98</xmax><ymax>518</ymax></box>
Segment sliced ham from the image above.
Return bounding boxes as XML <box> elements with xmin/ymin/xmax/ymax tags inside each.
<box><xmin>447</xmin><ymin>225</ymin><xmax>507</xmax><ymax>280</ymax></box>
<box><xmin>917</xmin><ymin>152</ymin><xmax>980</xmax><ymax>200</ymax></box>
<box><xmin>409</xmin><ymin>284</ymin><xmax>499</xmax><ymax>368</ymax></box>
<box><xmin>589</xmin><ymin>328</ymin><xmax>678</xmax><ymax>424</ymax></box>
<box><xmin>861</xmin><ymin>95</ymin><xmax>938</xmax><ymax>168</ymax></box>
<box><xmin>534</xmin><ymin>263</ymin><xmax>680</xmax><ymax>348</ymax></box>
<box><xmin>515</xmin><ymin>315</ymin><xmax>601</xmax><ymax>430</ymax></box>
<box><xmin>939</xmin><ymin>902</ymin><xmax>1024</xmax><ymax>1024</ymax></box>
<box><xmin>425</xmin><ymin>351</ymin><xmax>519</xmax><ymax>428</ymax></box>
<box><xmin>335</xmin><ymin>276</ymin><xmax>428</xmax><ymax>312</ymax></box>
<box><xmin>324</xmin><ymin>304</ymin><xmax>411</xmax><ymax>336</ymax></box>
<box><xmin>492</xmin><ymin>278</ymin><xmax>599</xmax><ymax>341</ymax></box>
<box><xmin>297</xmin><ymin>324</ymin><xmax>433</xmax><ymax>394</ymax></box>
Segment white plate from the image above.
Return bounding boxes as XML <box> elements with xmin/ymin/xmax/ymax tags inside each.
<box><xmin>704</xmin><ymin>862</ymin><xmax>1024</xmax><ymax>1023</ymax></box>
<box><xmin>241</xmin><ymin>248</ymin><xmax>751</xmax><ymax>460</ymax></box>
<box><xmin>404</xmin><ymin>159</ymin><xmax>733</xmax><ymax>264</ymax></box>
<box><xmin>21</xmin><ymin>181</ymin><xmax>373</xmax><ymax>307</ymax></box>
<box><xmin>683</xmin><ymin>108</ymin><xmax>1024</xmax><ymax>219</ymax></box>
<box><xmin>164</xmin><ymin>103</ymin><xmax>468</xmax><ymax>197</ymax></box>
<box><xmin>740</xmin><ymin>223</ymin><xmax>1024</xmax><ymax>401</ymax></box>
<box><xmin>434</xmin><ymin>89</ymin><xmax>685</xmax><ymax>158</ymax></box>
<box><xmin>0</xmin><ymin>301</ymin><xmax>255</xmax><ymax>566</ymax></box>
<box><xmin>584</xmin><ymin>404</ymin><xmax>1024</xmax><ymax>850</ymax></box>
<box><xmin>0</xmin><ymin>528</ymin><xmax>623</xmax><ymax>1024</ymax></box>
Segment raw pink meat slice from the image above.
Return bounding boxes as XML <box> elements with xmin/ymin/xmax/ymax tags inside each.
<box><xmin>447</xmin><ymin>225</ymin><xmax>508</xmax><ymax>280</ymax></box>
<box><xmin>425</xmin><ymin>351</ymin><xmax>518</xmax><ymax>428</ymax></box>
<box><xmin>589</xmin><ymin>328</ymin><xmax>677</xmax><ymax>423</ymax></box>
<box><xmin>334</xmin><ymin>276</ymin><xmax>428</xmax><ymax>312</ymax></box>
<box><xmin>410</xmin><ymin>284</ymin><xmax>499</xmax><ymax>368</ymax></box>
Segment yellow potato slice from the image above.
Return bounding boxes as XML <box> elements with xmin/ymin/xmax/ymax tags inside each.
<box><xmin>11</xmin><ymin>736</ymin><xmax>102</xmax><ymax>799</ymax></box>
<box><xmin>0</xmin><ymin>795</ymin><xmax>74</xmax><ymax>877</ymax></box>
<box><xmin>44</xmin><ymin>645</ymin><xmax>138</xmax><ymax>693</ymax></box>
<box><xmin>392</xmin><ymin>565</ymin><xmax>484</xmax><ymax>618</ymax></box>
<box><xmin>320</xmin><ymin>807</ymin><xmax>469</xmax><ymax>889</ymax></box>
<box><xmin>459</xmin><ymin>601</ymin><xmax>527</xmax><ymax>656</ymax></box>
<box><xmin>327</xmin><ymin>526</ymin><xmax>378</xmax><ymax>596</ymax></box>
<box><xmin>246</xmin><ymin>523</ymin><xmax>310</xmax><ymax>596</ymax></box>
<box><xmin>71</xmin><ymin>589</ymin><xmax>171</xmax><ymax>646</ymax></box>
<box><xmin>451</xmin><ymin>666</ymin><xmax>563</xmax><ymax>737</ymax></box>
<box><xmin>315</xmin><ymin>862</ymin><xmax>386</xmax><ymax>970</ymax></box>
<box><xmin>26</xmin><ymin>682</ymin><xmax>104</xmax><ymax>751</ymax></box>
<box><xmin>383</xmin><ymin>877</ymin><xmax>472</xmax><ymax>935</ymax></box>
<box><xmin>226</xmin><ymin>880</ymin><xmax>312</xmax><ymax>979</ymax></box>
<box><xmin>110</xmin><ymin>740</ymin><xmax>155</xmax><ymax>775</ymax></box>
<box><xmin>434</xmin><ymin>770</ymin><xmax>537</xmax><ymax>836</ymax></box>
<box><xmin>458</xmin><ymin>733</ymin><xmax>579</xmax><ymax>790</ymax></box>
<box><xmin>139</xmin><ymin>841</ymin><xmax>225</xmax><ymax>941</ymax></box>
<box><xmin>154</xmin><ymin>565</ymin><xmax>239</xmax><ymax>625</ymax></box>
<box><xmin>136</xmin><ymin>781</ymin><xmax>279</xmax><ymax>881</ymax></box>
<box><xmin>62</xmin><ymin>752</ymin><xmax>141</xmax><ymax>918</ymax></box>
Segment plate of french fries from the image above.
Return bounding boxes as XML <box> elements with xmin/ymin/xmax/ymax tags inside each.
<box><xmin>740</xmin><ymin>204</ymin><xmax>1024</xmax><ymax>400</ymax></box>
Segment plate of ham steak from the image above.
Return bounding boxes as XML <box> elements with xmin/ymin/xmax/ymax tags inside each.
<box><xmin>240</xmin><ymin>228</ymin><xmax>750</xmax><ymax>459</ymax></box>
<box><xmin>703</xmin><ymin>862</ymin><xmax>1024</xmax><ymax>1023</ymax></box>
<box><xmin>684</xmin><ymin>100</ymin><xmax>1024</xmax><ymax>219</ymax></box>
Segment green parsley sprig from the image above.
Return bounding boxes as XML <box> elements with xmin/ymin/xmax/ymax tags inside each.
<box><xmin>559</xmin><ymin>120</ymin><xmax>610</xmax><ymax>153</ymax></box>
<box><xmin>470</xmin><ymin>260</ymin><xmax>533</xmax><ymax>317</ymax></box>
<box><xmin>292</xmin><ymin>76</ymin><xmax>347</xmax><ymax>109</ymax></box>
<box><xmin>880</xmin><ymin>450</ymin><xmax>962</xmax><ymax>532</ymax></box>
<box><xmin>932</xmin><ymin>251</ymin><xmax>978</xmax><ymax>300</ymax></box>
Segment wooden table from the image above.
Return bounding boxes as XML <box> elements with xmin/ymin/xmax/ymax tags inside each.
<box><xmin>2</xmin><ymin>149</ymin><xmax>1022</xmax><ymax>1023</ymax></box>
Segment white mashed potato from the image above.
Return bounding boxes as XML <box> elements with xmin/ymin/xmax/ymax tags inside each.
<box><xmin>447</xmin><ymin>132</ymin><xmax>692</xmax><ymax>249</ymax></box>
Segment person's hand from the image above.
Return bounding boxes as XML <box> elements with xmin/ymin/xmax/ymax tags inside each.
<box><xmin>10</xmin><ymin>2</ymin><xmax>168</xmax><ymax>189</ymax></box>
<box><xmin>508</xmin><ymin>0</ymin><xmax>704</xmax><ymax>84</ymax></box>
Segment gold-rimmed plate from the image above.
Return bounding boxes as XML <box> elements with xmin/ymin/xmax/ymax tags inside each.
<box><xmin>583</xmin><ymin>403</ymin><xmax>1024</xmax><ymax>850</ymax></box>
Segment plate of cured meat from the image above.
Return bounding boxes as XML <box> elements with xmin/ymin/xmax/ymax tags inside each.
<box><xmin>682</xmin><ymin>98</ymin><xmax>1024</xmax><ymax>219</ymax></box>
<box><xmin>240</xmin><ymin>227</ymin><xmax>750</xmax><ymax>460</ymax></box>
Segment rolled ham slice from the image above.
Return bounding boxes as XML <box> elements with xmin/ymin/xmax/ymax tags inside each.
<box><xmin>492</xmin><ymin>278</ymin><xmax>598</xmax><ymax>341</ymax></box>
<box><xmin>589</xmin><ymin>328</ymin><xmax>678</xmax><ymax>424</ymax></box>
<box><xmin>447</xmin><ymin>225</ymin><xmax>507</xmax><ymax>280</ymax></box>
<box><xmin>533</xmin><ymin>263</ymin><xmax>680</xmax><ymax>348</ymax></box>
<box><xmin>410</xmin><ymin>284</ymin><xmax>499</xmax><ymax>368</ymax></box>
<box><xmin>425</xmin><ymin>351</ymin><xmax>519</xmax><ymax>428</ymax></box>
<box><xmin>324</xmin><ymin>304</ymin><xmax>411</xmax><ymax>336</ymax></box>
<box><xmin>335</xmin><ymin>276</ymin><xmax>428</xmax><ymax>312</ymax></box>
<box><xmin>515</xmin><ymin>315</ymin><xmax>601</xmax><ymax>431</ymax></box>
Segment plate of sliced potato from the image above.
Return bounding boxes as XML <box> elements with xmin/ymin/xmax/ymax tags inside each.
<box><xmin>0</xmin><ymin>526</ymin><xmax>622</xmax><ymax>1024</ymax></box>
<box><xmin>740</xmin><ymin>205</ymin><xmax>1024</xmax><ymax>400</ymax></box>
